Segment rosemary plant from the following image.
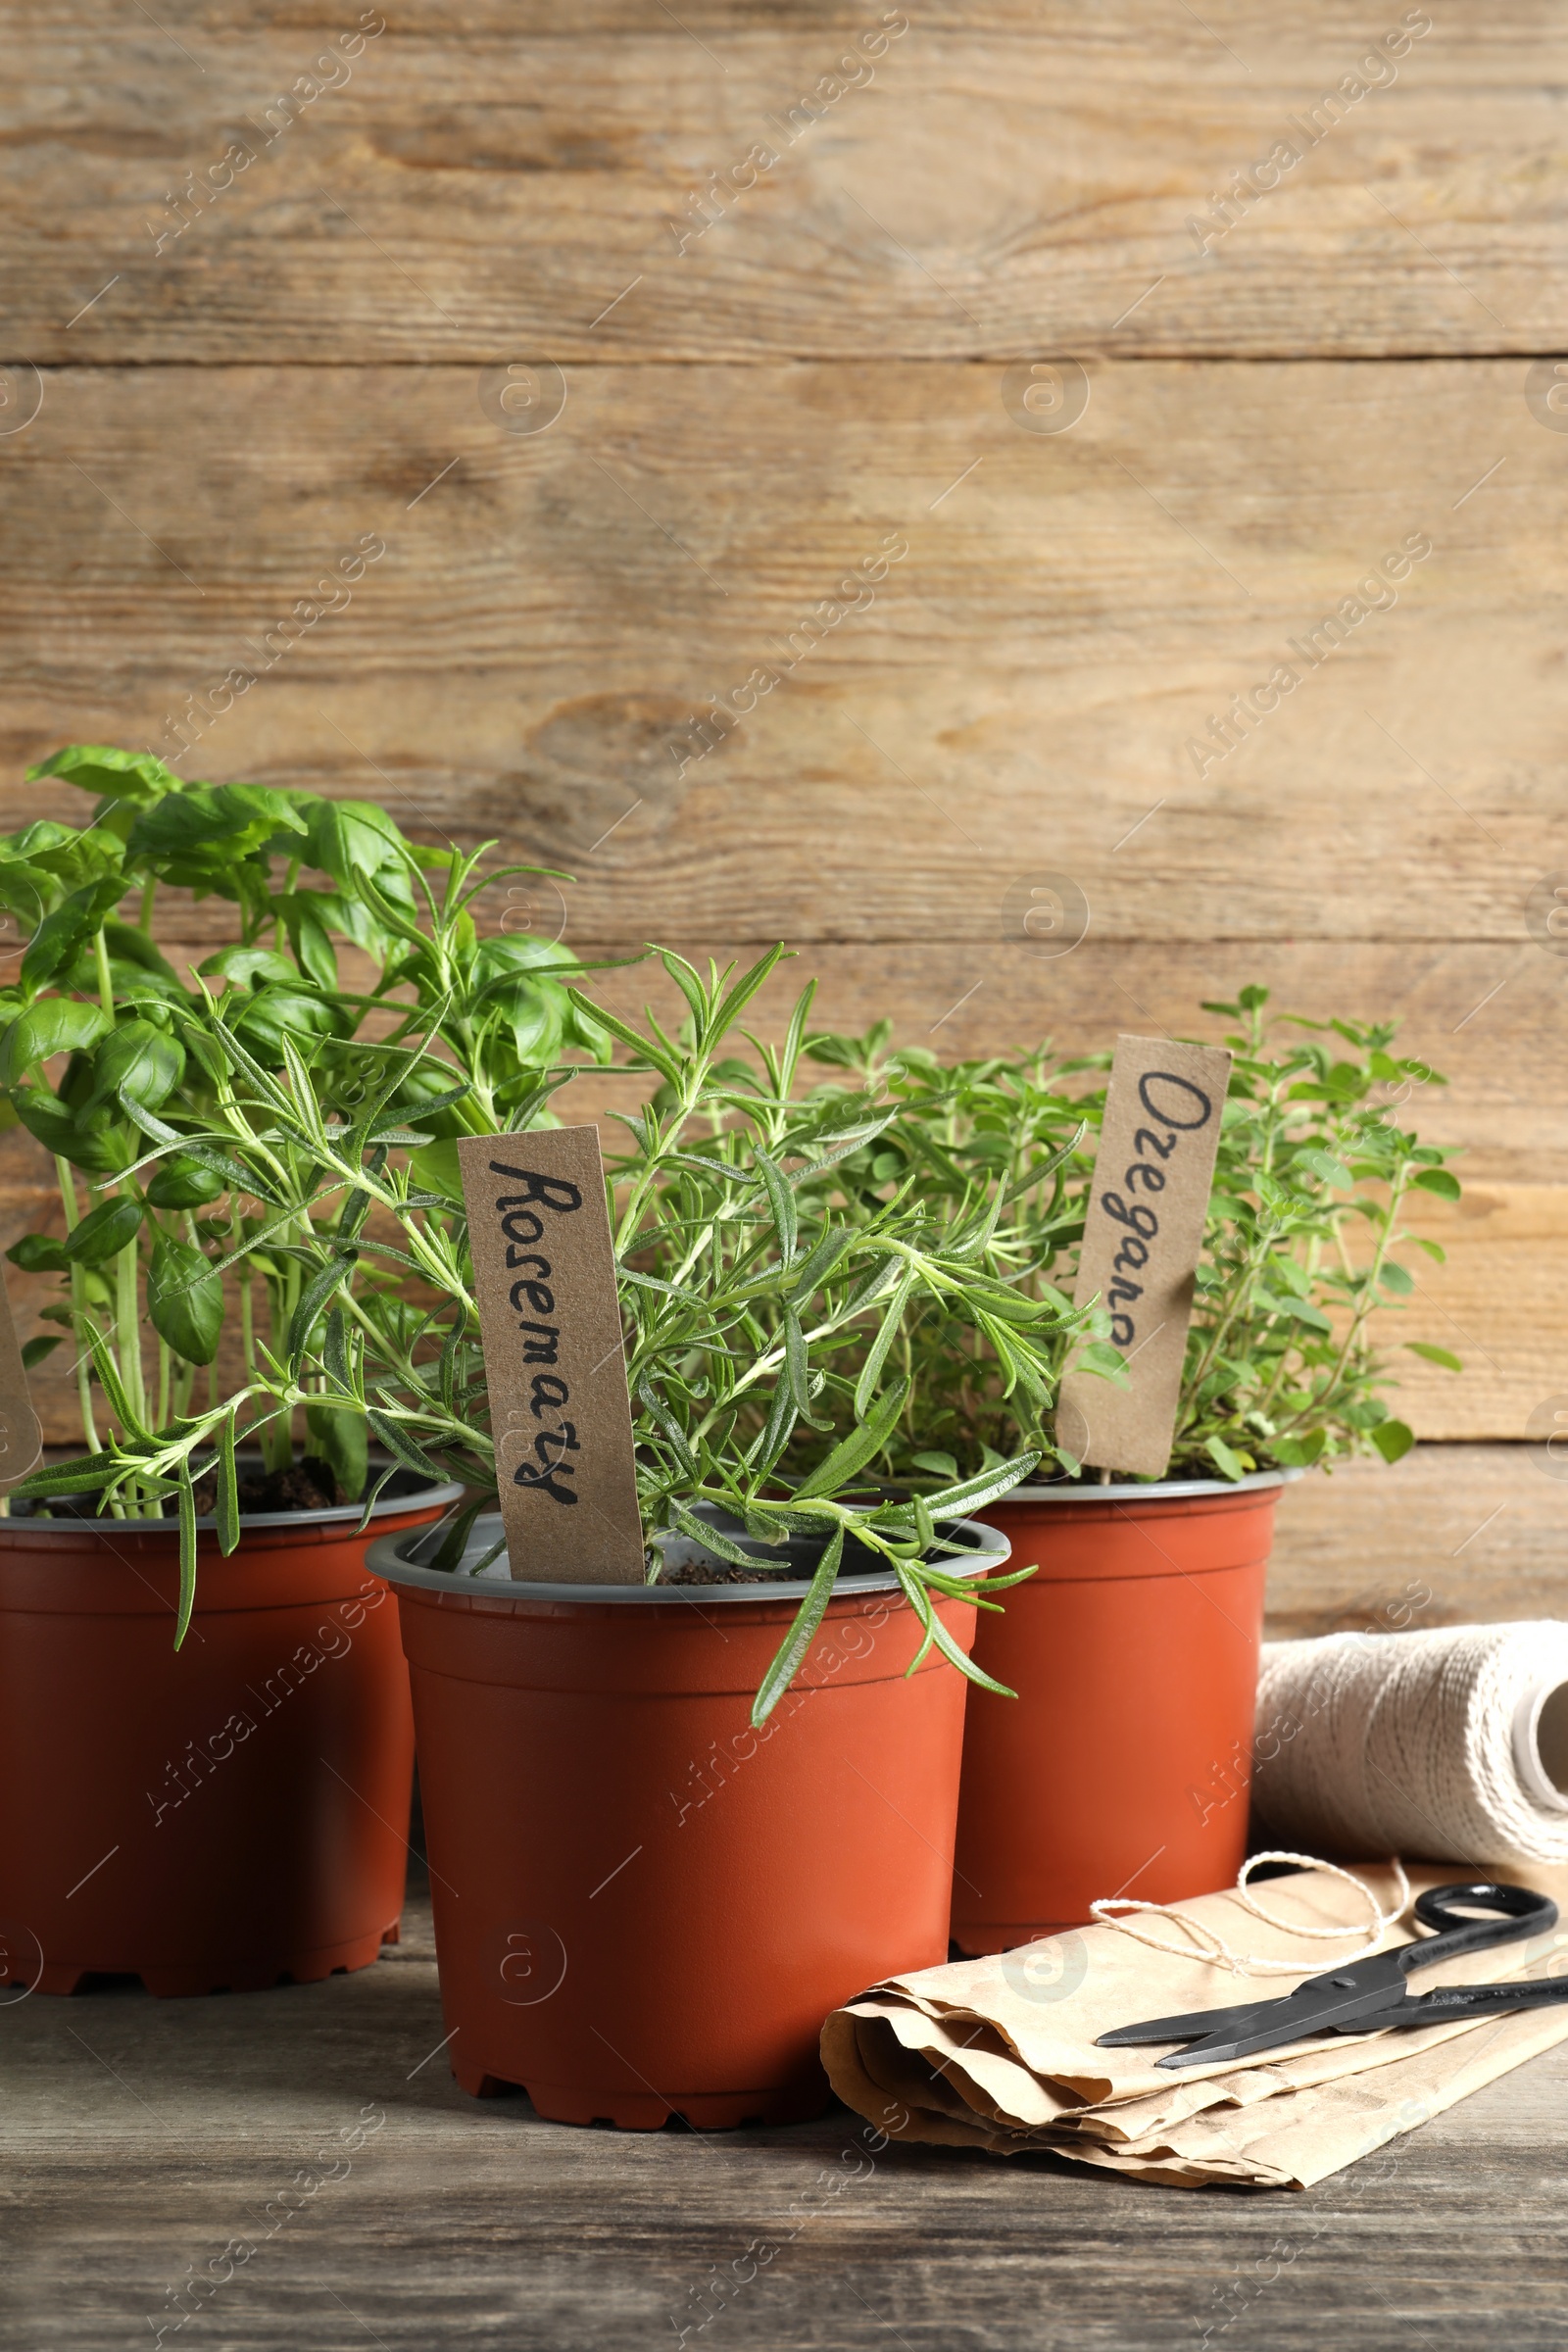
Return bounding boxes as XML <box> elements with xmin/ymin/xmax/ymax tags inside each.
<box><xmin>10</xmin><ymin>812</ymin><xmax>1090</xmax><ymax>1710</ymax></box>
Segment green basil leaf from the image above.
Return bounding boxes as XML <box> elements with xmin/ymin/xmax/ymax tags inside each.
<box><xmin>63</xmin><ymin>1196</ymin><xmax>143</xmax><ymax>1266</ymax></box>
<box><xmin>146</xmin><ymin>1155</ymin><xmax>225</xmax><ymax>1209</ymax></box>
<box><xmin>146</xmin><ymin>1236</ymin><xmax>223</xmax><ymax>1365</ymax></box>
<box><xmin>196</xmin><ymin>944</ymin><xmax>296</xmax><ymax>990</ymax></box>
<box><xmin>101</xmin><ymin>921</ymin><xmax>182</xmax><ymax>981</ymax></box>
<box><xmin>6</xmin><ymin>1232</ymin><xmax>70</xmax><ymax>1273</ymax></box>
<box><xmin>125</xmin><ymin>783</ymin><xmax>307</xmax><ymax>872</ymax></box>
<box><xmin>83</xmin><ymin>1018</ymin><xmax>183</xmax><ymax>1118</ymax></box>
<box><xmin>408</xmin><ymin>1139</ymin><xmax>465</xmax><ymax>1202</ymax></box>
<box><xmin>230</xmin><ymin>986</ymin><xmax>346</xmax><ymax>1067</ymax></box>
<box><xmin>276</xmin><ymin>893</ymin><xmax>340</xmax><ymax>992</ymax></box>
<box><xmin>27</xmin><ymin>743</ymin><xmax>183</xmax><ymax>808</ymax></box>
<box><xmin>0</xmin><ymin>998</ymin><xmax>112</xmax><ymax>1083</ymax></box>
<box><xmin>305</xmin><ymin>799</ymin><xmax>407</xmax><ymax>890</ymax></box>
<box><xmin>21</xmin><ymin>878</ymin><xmax>125</xmax><ymax>993</ymax></box>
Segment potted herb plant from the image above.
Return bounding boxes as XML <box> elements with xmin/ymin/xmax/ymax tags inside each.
<box><xmin>0</xmin><ymin>746</ymin><xmax>592</xmax><ymax>1995</ymax></box>
<box><xmin>797</xmin><ymin>990</ymin><xmax>1463</xmax><ymax>1947</ymax></box>
<box><xmin>106</xmin><ymin>871</ymin><xmax>1081</xmax><ymax>2123</ymax></box>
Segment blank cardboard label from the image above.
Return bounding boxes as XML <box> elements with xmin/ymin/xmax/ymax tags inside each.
<box><xmin>0</xmin><ymin>1279</ymin><xmax>41</xmax><ymax>1493</ymax></box>
<box><xmin>1058</xmin><ymin>1034</ymin><xmax>1233</xmax><ymax>1479</ymax></box>
<box><xmin>457</xmin><ymin>1128</ymin><xmax>645</xmax><ymax>1583</ymax></box>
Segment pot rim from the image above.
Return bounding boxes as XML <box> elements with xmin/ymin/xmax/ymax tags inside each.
<box><xmin>367</xmin><ymin>1510</ymin><xmax>1011</xmax><ymax>1604</ymax></box>
<box><xmin>993</xmin><ymin>1467</ymin><xmax>1297</xmax><ymax>1504</ymax></box>
<box><xmin>0</xmin><ymin>1476</ymin><xmax>466</xmax><ymax>1537</ymax></box>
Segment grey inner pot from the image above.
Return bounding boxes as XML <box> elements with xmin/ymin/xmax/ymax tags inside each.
<box><xmin>7</xmin><ymin>1464</ymin><xmax>465</xmax><ymax>1535</ymax></box>
<box><xmin>1000</xmin><ymin>1468</ymin><xmax>1294</xmax><ymax>1502</ymax></box>
<box><xmin>368</xmin><ymin>1500</ymin><xmax>1012</xmax><ymax>1604</ymax></box>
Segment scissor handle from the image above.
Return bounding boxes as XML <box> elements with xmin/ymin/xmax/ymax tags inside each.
<box><xmin>1401</xmin><ymin>1881</ymin><xmax>1557</xmax><ymax>1974</ymax></box>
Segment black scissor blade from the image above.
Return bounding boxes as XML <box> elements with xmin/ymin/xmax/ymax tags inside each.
<box><xmin>1099</xmin><ymin>1947</ymin><xmax>1417</xmax><ymax>2065</ymax></box>
<box><xmin>1096</xmin><ymin>2000</ymin><xmax>1284</xmax><ymax>2049</ymax></box>
<box><xmin>1152</xmin><ymin>1993</ymin><xmax>1404</xmax><ymax>2069</ymax></box>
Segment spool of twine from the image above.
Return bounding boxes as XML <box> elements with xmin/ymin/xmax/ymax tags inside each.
<box><xmin>1252</xmin><ymin>1624</ymin><xmax>1568</xmax><ymax>1866</ymax></box>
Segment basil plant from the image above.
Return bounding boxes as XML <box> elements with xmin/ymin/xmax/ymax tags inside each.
<box><xmin>0</xmin><ymin>746</ymin><xmax>599</xmax><ymax>1639</ymax></box>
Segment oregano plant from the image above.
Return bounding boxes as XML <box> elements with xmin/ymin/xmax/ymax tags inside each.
<box><xmin>790</xmin><ymin>986</ymin><xmax>1462</xmax><ymax>1485</ymax></box>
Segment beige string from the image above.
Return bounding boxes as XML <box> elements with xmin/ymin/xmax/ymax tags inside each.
<box><xmin>1253</xmin><ymin>1624</ymin><xmax>1568</xmax><ymax>1864</ymax></box>
<box><xmin>1089</xmin><ymin>1851</ymin><xmax>1412</xmax><ymax>1978</ymax></box>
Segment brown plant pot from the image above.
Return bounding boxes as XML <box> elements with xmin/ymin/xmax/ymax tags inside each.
<box><xmin>368</xmin><ymin>1513</ymin><xmax>1007</xmax><ymax>2130</ymax></box>
<box><xmin>0</xmin><ymin>1478</ymin><xmax>460</xmax><ymax>1997</ymax></box>
<box><xmin>950</xmin><ymin>1475</ymin><xmax>1285</xmax><ymax>1954</ymax></box>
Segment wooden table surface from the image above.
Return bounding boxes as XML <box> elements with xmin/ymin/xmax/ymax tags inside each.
<box><xmin>7</xmin><ymin>1869</ymin><xmax>1568</xmax><ymax>2352</ymax></box>
<box><xmin>7</xmin><ymin>1447</ymin><xmax>1568</xmax><ymax>2349</ymax></box>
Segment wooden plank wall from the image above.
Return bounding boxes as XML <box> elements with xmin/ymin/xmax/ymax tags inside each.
<box><xmin>3</xmin><ymin>3</ymin><xmax>1567</xmax><ymax>1489</ymax></box>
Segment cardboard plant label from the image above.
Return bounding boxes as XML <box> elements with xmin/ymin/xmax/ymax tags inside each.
<box><xmin>0</xmin><ymin>1277</ymin><xmax>42</xmax><ymax>1493</ymax></box>
<box><xmin>456</xmin><ymin>1128</ymin><xmax>645</xmax><ymax>1584</ymax></box>
<box><xmin>1057</xmin><ymin>1034</ymin><xmax>1233</xmax><ymax>1480</ymax></box>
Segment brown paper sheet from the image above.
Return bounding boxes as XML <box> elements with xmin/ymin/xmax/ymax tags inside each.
<box><xmin>457</xmin><ymin>1128</ymin><xmax>644</xmax><ymax>1582</ymax></box>
<box><xmin>1058</xmin><ymin>1033</ymin><xmax>1233</xmax><ymax>1477</ymax></box>
<box><xmin>0</xmin><ymin>1276</ymin><xmax>42</xmax><ymax>1493</ymax></box>
<box><xmin>821</xmin><ymin>1861</ymin><xmax>1568</xmax><ymax>2189</ymax></box>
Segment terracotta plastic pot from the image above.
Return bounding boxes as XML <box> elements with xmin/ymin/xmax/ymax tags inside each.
<box><xmin>0</xmin><ymin>1476</ymin><xmax>460</xmax><ymax>1997</ymax></box>
<box><xmin>951</xmin><ymin>1474</ymin><xmax>1286</xmax><ymax>1954</ymax></box>
<box><xmin>368</xmin><ymin>1511</ymin><xmax>1008</xmax><ymax>2130</ymax></box>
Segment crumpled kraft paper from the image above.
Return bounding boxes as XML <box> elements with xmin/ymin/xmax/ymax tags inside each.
<box><xmin>821</xmin><ymin>1861</ymin><xmax>1568</xmax><ymax>2189</ymax></box>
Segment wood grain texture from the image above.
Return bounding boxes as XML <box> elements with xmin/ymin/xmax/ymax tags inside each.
<box><xmin>4</xmin><ymin>1866</ymin><xmax>1568</xmax><ymax>2348</ymax></box>
<box><xmin>1266</xmin><ymin>1444</ymin><xmax>1568</xmax><ymax>1639</ymax></box>
<box><xmin>0</xmin><ymin>355</ymin><xmax>1562</xmax><ymax>1438</ymax></box>
<box><xmin>3</xmin><ymin>6</ymin><xmax>1565</xmax><ymax>2328</ymax></box>
<box><xmin>4</xmin><ymin>6</ymin><xmax>1565</xmax><ymax>360</ymax></box>
<box><xmin>0</xmin><ymin>357</ymin><xmax>1562</xmax><ymax>951</ymax></box>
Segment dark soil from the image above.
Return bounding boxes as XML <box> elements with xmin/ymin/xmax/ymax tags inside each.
<box><xmin>185</xmin><ymin>1454</ymin><xmax>345</xmax><ymax>1518</ymax></box>
<box><xmin>653</xmin><ymin>1558</ymin><xmax>797</xmax><ymax>1587</ymax></box>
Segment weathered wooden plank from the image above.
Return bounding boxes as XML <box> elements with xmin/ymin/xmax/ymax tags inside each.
<box><xmin>3</xmin><ymin>8</ymin><xmax>1564</xmax><ymax>360</ymax></box>
<box><xmin>1266</xmin><ymin>1443</ymin><xmax>1568</xmax><ymax>1639</ymax></box>
<box><xmin>3</xmin><ymin>1872</ymin><xmax>1568</xmax><ymax>2348</ymax></box>
<box><xmin>1</xmin><ymin>359</ymin><xmax>1564</xmax><ymax>952</ymax></box>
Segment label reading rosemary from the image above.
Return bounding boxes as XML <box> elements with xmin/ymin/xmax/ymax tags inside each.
<box><xmin>1058</xmin><ymin>1034</ymin><xmax>1233</xmax><ymax>1480</ymax></box>
<box><xmin>0</xmin><ymin>1276</ymin><xmax>42</xmax><ymax>1493</ymax></box>
<box><xmin>456</xmin><ymin>1128</ymin><xmax>644</xmax><ymax>1583</ymax></box>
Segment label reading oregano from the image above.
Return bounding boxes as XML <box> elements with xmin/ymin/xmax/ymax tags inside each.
<box><xmin>1058</xmin><ymin>1034</ymin><xmax>1233</xmax><ymax>1479</ymax></box>
<box><xmin>456</xmin><ymin>1128</ymin><xmax>644</xmax><ymax>1583</ymax></box>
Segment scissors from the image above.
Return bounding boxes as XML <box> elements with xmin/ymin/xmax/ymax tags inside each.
<box><xmin>1096</xmin><ymin>1882</ymin><xmax>1568</xmax><ymax>2071</ymax></box>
